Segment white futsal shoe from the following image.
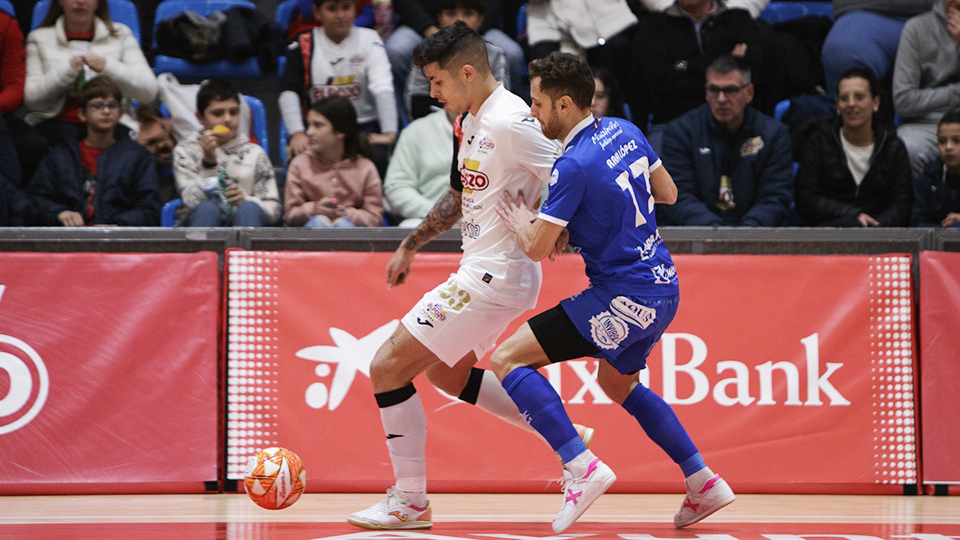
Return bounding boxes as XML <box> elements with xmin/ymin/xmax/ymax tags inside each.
<box><xmin>552</xmin><ymin>457</ymin><xmax>617</xmax><ymax>533</ymax></box>
<box><xmin>347</xmin><ymin>486</ymin><xmax>432</xmax><ymax>530</ymax></box>
<box><xmin>673</xmin><ymin>473</ymin><xmax>735</xmax><ymax>527</ymax></box>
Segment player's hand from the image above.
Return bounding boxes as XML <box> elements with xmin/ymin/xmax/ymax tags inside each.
<box><xmin>314</xmin><ymin>196</ymin><xmax>344</xmax><ymax>219</ymax></box>
<box><xmin>548</xmin><ymin>228</ymin><xmax>569</xmax><ymax>261</ymax></box>
<box><xmin>84</xmin><ymin>53</ymin><xmax>106</xmax><ymax>72</ymax></box>
<box><xmin>224</xmin><ymin>183</ymin><xmax>246</xmax><ymax>206</ymax></box>
<box><xmin>857</xmin><ymin>212</ymin><xmax>880</xmax><ymax>227</ymax></box>
<box><xmin>947</xmin><ymin>7</ymin><xmax>960</xmax><ymax>45</ymax></box>
<box><xmin>386</xmin><ymin>246</ymin><xmax>416</xmax><ymax>289</ymax></box>
<box><xmin>367</xmin><ymin>132</ymin><xmax>397</xmax><ymax>146</ymax></box>
<box><xmin>942</xmin><ymin>212</ymin><xmax>960</xmax><ymax>228</ymax></box>
<box><xmin>199</xmin><ymin>129</ymin><xmax>222</xmax><ymax>162</ymax></box>
<box><xmin>495</xmin><ymin>189</ymin><xmax>536</xmax><ymax>235</ymax></box>
<box><xmin>288</xmin><ymin>132</ymin><xmax>310</xmax><ymax>157</ymax></box>
<box><xmin>69</xmin><ymin>55</ymin><xmax>85</xmax><ymax>73</ymax></box>
<box><xmin>58</xmin><ymin>210</ymin><xmax>85</xmax><ymax>227</ymax></box>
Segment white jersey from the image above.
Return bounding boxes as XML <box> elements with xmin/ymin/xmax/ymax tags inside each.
<box><xmin>455</xmin><ymin>85</ymin><xmax>561</xmax><ymax>308</ymax></box>
<box><xmin>281</xmin><ymin>26</ymin><xmax>394</xmax><ymax>128</ymax></box>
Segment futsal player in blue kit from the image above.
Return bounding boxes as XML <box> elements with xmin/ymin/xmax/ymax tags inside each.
<box><xmin>492</xmin><ymin>52</ymin><xmax>736</xmax><ymax>533</ymax></box>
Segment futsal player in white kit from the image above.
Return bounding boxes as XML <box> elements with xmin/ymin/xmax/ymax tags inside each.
<box><xmin>347</xmin><ymin>22</ymin><xmax>581</xmax><ymax>530</ymax></box>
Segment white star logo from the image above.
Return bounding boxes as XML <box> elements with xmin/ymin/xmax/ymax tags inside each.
<box><xmin>296</xmin><ymin>320</ymin><xmax>400</xmax><ymax>410</ymax></box>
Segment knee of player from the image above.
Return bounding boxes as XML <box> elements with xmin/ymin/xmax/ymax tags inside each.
<box><xmin>425</xmin><ymin>366</ymin><xmax>465</xmax><ymax>396</ymax></box>
<box><xmin>489</xmin><ymin>345</ymin><xmax>518</xmax><ymax>381</ymax></box>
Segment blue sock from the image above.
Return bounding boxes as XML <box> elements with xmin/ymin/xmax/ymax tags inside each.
<box><xmin>502</xmin><ymin>366</ymin><xmax>586</xmax><ymax>463</ymax></box>
<box><xmin>622</xmin><ymin>383</ymin><xmax>704</xmax><ymax>477</ymax></box>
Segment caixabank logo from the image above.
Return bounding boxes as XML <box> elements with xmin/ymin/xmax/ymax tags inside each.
<box><xmin>0</xmin><ymin>286</ymin><xmax>50</xmax><ymax>435</ymax></box>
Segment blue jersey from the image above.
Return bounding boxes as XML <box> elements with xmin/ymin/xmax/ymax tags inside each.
<box><xmin>538</xmin><ymin>116</ymin><xmax>678</xmax><ymax>296</ymax></box>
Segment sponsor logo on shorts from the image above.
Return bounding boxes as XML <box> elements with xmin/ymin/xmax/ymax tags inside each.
<box><xmin>482</xmin><ymin>273</ymin><xmax>493</xmax><ymax>284</ymax></box>
<box><xmin>416</xmin><ymin>317</ymin><xmax>433</xmax><ymax>327</ymax></box>
<box><xmin>609</xmin><ymin>296</ymin><xmax>656</xmax><ymax>329</ymax></box>
<box><xmin>652</xmin><ymin>264</ymin><xmax>677</xmax><ymax>284</ymax></box>
<box><xmin>589</xmin><ymin>310</ymin><xmax>629</xmax><ymax>350</ymax></box>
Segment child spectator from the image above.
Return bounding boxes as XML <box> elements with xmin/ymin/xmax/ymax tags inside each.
<box><xmin>383</xmin><ymin>108</ymin><xmax>455</xmax><ymax>227</ymax></box>
<box><xmin>912</xmin><ymin>108</ymin><xmax>960</xmax><ymax>227</ymax></box>
<box><xmin>279</xmin><ymin>0</ymin><xmax>397</xmax><ymax>162</ymax></box>
<box><xmin>25</xmin><ymin>76</ymin><xmax>159</xmax><ymax>226</ymax></box>
<box><xmin>173</xmin><ymin>79</ymin><xmax>281</xmax><ymax>227</ymax></box>
<box><xmin>284</xmin><ymin>95</ymin><xmax>383</xmax><ymax>227</ymax></box>
<box><xmin>16</xmin><ymin>0</ymin><xmax>157</xmax><ymax>185</ymax></box>
<box><xmin>795</xmin><ymin>68</ymin><xmax>913</xmax><ymax>227</ymax></box>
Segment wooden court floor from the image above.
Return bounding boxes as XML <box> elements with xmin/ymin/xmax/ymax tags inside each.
<box><xmin>1</xmin><ymin>492</ymin><xmax>960</xmax><ymax>539</ymax></box>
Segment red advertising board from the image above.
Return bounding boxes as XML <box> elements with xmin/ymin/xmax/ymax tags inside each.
<box><xmin>0</xmin><ymin>253</ymin><xmax>220</xmax><ymax>493</ymax></box>
<box><xmin>225</xmin><ymin>252</ymin><xmax>917</xmax><ymax>494</ymax></box>
<box><xmin>919</xmin><ymin>250</ymin><xmax>960</xmax><ymax>485</ymax></box>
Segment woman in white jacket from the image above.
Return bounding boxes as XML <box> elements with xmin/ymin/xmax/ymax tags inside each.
<box><xmin>16</xmin><ymin>0</ymin><xmax>157</xmax><ymax>183</ymax></box>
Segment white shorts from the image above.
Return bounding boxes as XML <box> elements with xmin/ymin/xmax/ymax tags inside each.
<box><xmin>401</xmin><ymin>273</ymin><xmax>529</xmax><ymax>366</ymax></box>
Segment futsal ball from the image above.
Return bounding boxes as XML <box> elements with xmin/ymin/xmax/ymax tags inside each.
<box><xmin>243</xmin><ymin>447</ymin><xmax>307</xmax><ymax>510</ymax></box>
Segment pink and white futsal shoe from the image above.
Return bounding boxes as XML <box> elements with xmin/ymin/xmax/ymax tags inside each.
<box><xmin>347</xmin><ymin>486</ymin><xmax>432</xmax><ymax>530</ymax></box>
<box><xmin>674</xmin><ymin>474</ymin><xmax>735</xmax><ymax>527</ymax></box>
<box><xmin>552</xmin><ymin>457</ymin><xmax>617</xmax><ymax>533</ymax></box>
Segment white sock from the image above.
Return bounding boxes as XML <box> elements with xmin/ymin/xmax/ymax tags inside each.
<box><xmin>565</xmin><ymin>448</ymin><xmax>598</xmax><ymax>477</ymax></box>
<box><xmin>685</xmin><ymin>466</ymin><xmax>716</xmax><ymax>489</ymax></box>
<box><xmin>379</xmin><ymin>391</ymin><xmax>427</xmax><ymax>504</ymax></box>
<box><xmin>475</xmin><ymin>369</ymin><xmax>536</xmax><ymax>433</ymax></box>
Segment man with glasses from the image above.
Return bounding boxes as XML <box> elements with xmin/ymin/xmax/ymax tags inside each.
<box><xmin>659</xmin><ymin>55</ymin><xmax>792</xmax><ymax>227</ymax></box>
<box><xmin>25</xmin><ymin>76</ymin><xmax>160</xmax><ymax>226</ymax></box>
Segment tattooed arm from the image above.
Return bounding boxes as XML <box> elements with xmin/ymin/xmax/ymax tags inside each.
<box><xmin>386</xmin><ymin>188</ymin><xmax>463</xmax><ymax>288</ymax></box>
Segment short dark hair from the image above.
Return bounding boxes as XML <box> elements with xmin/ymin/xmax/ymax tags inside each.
<box><xmin>412</xmin><ymin>20</ymin><xmax>490</xmax><ymax>74</ymax></box>
<box><xmin>838</xmin><ymin>67</ymin><xmax>882</xmax><ymax>99</ymax></box>
<box><xmin>706</xmin><ymin>55</ymin><xmax>752</xmax><ymax>85</ymax></box>
<box><xmin>528</xmin><ymin>52</ymin><xmax>594</xmax><ymax>109</ymax></box>
<box><xmin>940</xmin><ymin>108</ymin><xmax>960</xmax><ymax>127</ymax></box>
<box><xmin>437</xmin><ymin>0</ymin><xmax>485</xmax><ymax>15</ymax></box>
<box><xmin>310</xmin><ymin>95</ymin><xmax>362</xmax><ymax>159</ymax></box>
<box><xmin>79</xmin><ymin>76</ymin><xmax>123</xmax><ymax>107</ymax></box>
<box><xmin>196</xmin><ymin>79</ymin><xmax>241</xmax><ymax>115</ymax></box>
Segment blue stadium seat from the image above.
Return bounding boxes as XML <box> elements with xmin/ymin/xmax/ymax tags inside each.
<box><xmin>152</xmin><ymin>0</ymin><xmax>261</xmax><ymax>78</ymax></box>
<box><xmin>774</xmin><ymin>98</ymin><xmax>791</xmax><ymax>121</ymax></box>
<box><xmin>32</xmin><ymin>0</ymin><xmax>141</xmax><ymax>44</ymax></box>
<box><xmin>160</xmin><ymin>94</ymin><xmax>268</xmax><ymax>227</ymax></box>
<box><xmin>758</xmin><ymin>1</ymin><xmax>833</xmax><ymax>25</ymax></box>
<box><xmin>279</xmin><ymin>119</ymin><xmax>290</xmax><ymax>170</ymax></box>
<box><xmin>244</xmin><ymin>95</ymin><xmax>269</xmax><ymax>157</ymax></box>
<box><xmin>275</xmin><ymin>0</ymin><xmax>299</xmax><ymax>76</ymax></box>
<box><xmin>161</xmin><ymin>198</ymin><xmax>181</xmax><ymax>226</ymax></box>
<box><xmin>0</xmin><ymin>0</ymin><xmax>14</xmax><ymax>17</ymax></box>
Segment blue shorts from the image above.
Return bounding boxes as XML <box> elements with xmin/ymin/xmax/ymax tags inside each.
<box><xmin>532</xmin><ymin>287</ymin><xmax>679</xmax><ymax>375</ymax></box>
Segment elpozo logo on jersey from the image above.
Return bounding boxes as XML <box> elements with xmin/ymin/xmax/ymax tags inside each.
<box><xmin>460</xmin><ymin>158</ymin><xmax>489</xmax><ymax>192</ymax></box>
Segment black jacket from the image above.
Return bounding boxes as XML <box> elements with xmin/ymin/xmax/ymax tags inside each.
<box><xmin>25</xmin><ymin>126</ymin><xmax>160</xmax><ymax>226</ymax></box>
<box><xmin>912</xmin><ymin>157</ymin><xmax>960</xmax><ymax>226</ymax></box>
<box><xmin>795</xmin><ymin>118</ymin><xmax>913</xmax><ymax>227</ymax></box>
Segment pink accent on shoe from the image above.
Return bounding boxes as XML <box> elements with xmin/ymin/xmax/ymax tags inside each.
<box><xmin>566</xmin><ymin>490</ymin><xmax>582</xmax><ymax>504</ymax></box>
<box><xmin>683</xmin><ymin>499</ymin><xmax>698</xmax><ymax>511</ymax></box>
<box><xmin>409</xmin><ymin>503</ymin><xmax>430</xmax><ymax>512</ymax></box>
<box><xmin>698</xmin><ymin>474</ymin><xmax>721</xmax><ymax>494</ymax></box>
<box><xmin>583</xmin><ymin>458</ymin><xmax>600</xmax><ymax>479</ymax></box>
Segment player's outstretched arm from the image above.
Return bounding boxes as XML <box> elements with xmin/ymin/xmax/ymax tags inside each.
<box><xmin>386</xmin><ymin>188</ymin><xmax>463</xmax><ymax>288</ymax></box>
<box><xmin>496</xmin><ymin>189</ymin><xmax>566</xmax><ymax>262</ymax></box>
<box><xmin>650</xmin><ymin>165</ymin><xmax>678</xmax><ymax>204</ymax></box>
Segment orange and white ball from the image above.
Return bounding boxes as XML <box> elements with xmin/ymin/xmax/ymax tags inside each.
<box><xmin>243</xmin><ymin>447</ymin><xmax>306</xmax><ymax>510</ymax></box>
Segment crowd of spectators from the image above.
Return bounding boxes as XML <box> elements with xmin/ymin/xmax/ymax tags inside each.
<box><xmin>0</xmin><ymin>0</ymin><xmax>958</xmax><ymax>228</ymax></box>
